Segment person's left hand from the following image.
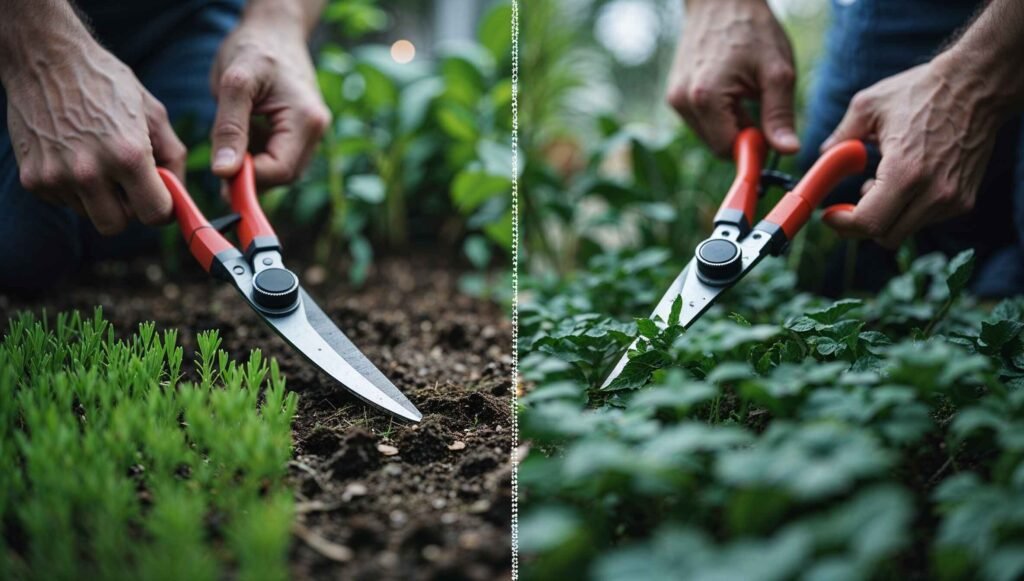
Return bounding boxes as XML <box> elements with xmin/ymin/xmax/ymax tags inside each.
<box><xmin>820</xmin><ymin>57</ymin><xmax>1004</xmax><ymax>249</ymax></box>
<box><xmin>209</xmin><ymin>18</ymin><xmax>331</xmax><ymax>188</ymax></box>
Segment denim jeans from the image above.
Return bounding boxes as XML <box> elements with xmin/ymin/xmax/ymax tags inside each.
<box><xmin>800</xmin><ymin>0</ymin><xmax>1024</xmax><ymax>297</ymax></box>
<box><xmin>0</xmin><ymin>1</ymin><xmax>242</xmax><ymax>292</ymax></box>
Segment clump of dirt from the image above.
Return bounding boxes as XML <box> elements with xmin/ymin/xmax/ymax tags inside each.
<box><xmin>0</xmin><ymin>254</ymin><xmax>512</xmax><ymax>581</ymax></box>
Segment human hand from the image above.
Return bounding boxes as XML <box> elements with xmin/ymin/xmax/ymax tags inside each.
<box><xmin>821</xmin><ymin>58</ymin><xmax>1003</xmax><ymax>249</ymax></box>
<box><xmin>208</xmin><ymin>13</ymin><xmax>331</xmax><ymax>188</ymax></box>
<box><xmin>666</xmin><ymin>0</ymin><xmax>799</xmax><ymax>156</ymax></box>
<box><xmin>3</xmin><ymin>35</ymin><xmax>184</xmax><ymax>235</ymax></box>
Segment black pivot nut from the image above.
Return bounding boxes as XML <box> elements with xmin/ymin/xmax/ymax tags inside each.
<box><xmin>252</xmin><ymin>267</ymin><xmax>300</xmax><ymax>313</ymax></box>
<box><xmin>695</xmin><ymin>238</ymin><xmax>743</xmax><ymax>285</ymax></box>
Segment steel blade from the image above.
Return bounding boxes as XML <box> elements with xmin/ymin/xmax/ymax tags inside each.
<box><xmin>601</xmin><ymin>263</ymin><xmax>694</xmax><ymax>389</ymax></box>
<box><xmin>262</xmin><ymin>288</ymin><xmax>422</xmax><ymax>422</ymax></box>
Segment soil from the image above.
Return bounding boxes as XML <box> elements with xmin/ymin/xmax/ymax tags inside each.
<box><xmin>0</xmin><ymin>254</ymin><xmax>513</xmax><ymax>581</ymax></box>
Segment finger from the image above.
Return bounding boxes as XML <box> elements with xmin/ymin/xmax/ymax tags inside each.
<box><xmin>821</xmin><ymin>92</ymin><xmax>874</xmax><ymax>152</ymax></box>
<box><xmin>667</xmin><ymin>81</ymin><xmax>741</xmax><ymax>157</ymax></box>
<box><xmin>826</xmin><ymin>158</ymin><xmax>916</xmax><ymax>240</ymax></box>
<box><xmin>79</xmin><ymin>186</ymin><xmax>130</xmax><ymax>236</ymax></box>
<box><xmin>211</xmin><ymin>66</ymin><xmax>257</xmax><ymax>177</ymax></box>
<box><xmin>145</xmin><ymin>93</ymin><xmax>187</xmax><ymax>181</ymax></box>
<box><xmin>877</xmin><ymin>196</ymin><xmax>932</xmax><ymax>249</ymax></box>
<box><xmin>114</xmin><ymin>151</ymin><xmax>174</xmax><ymax>226</ymax></box>
<box><xmin>253</xmin><ymin>105</ymin><xmax>329</xmax><ymax>187</ymax></box>
<box><xmin>759</xmin><ymin>64</ymin><xmax>799</xmax><ymax>153</ymax></box>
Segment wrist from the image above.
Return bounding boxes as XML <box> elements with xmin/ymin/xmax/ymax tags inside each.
<box><xmin>933</xmin><ymin>48</ymin><xmax>1023</xmax><ymax>119</ymax></box>
<box><xmin>0</xmin><ymin>18</ymin><xmax>97</xmax><ymax>86</ymax></box>
<box><xmin>241</xmin><ymin>0</ymin><xmax>320</xmax><ymax>39</ymax></box>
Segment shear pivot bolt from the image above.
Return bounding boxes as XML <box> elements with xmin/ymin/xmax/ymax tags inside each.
<box><xmin>696</xmin><ymin>238</ymin><xmax>742</xmax><ymax>284</ymax></box>
<box><xmin>252</xmin><ymin>267</ymin><xmax>300</xmax><ymax>313</ymax></box>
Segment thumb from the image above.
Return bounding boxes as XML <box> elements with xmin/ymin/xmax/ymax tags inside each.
<box><xmin>759</xmin><ymin>66</ymin><xmax>799</xmax><ymax>153</ymax></box>
<box><xmin>821</xmin><ymin>92</ymin><xmax>873</xmax><ymax>152</ymax></box>
<box><xmin>211</xmin><ymin>67</ymin><xmax>256</xmax><ymax>177</ymax></box>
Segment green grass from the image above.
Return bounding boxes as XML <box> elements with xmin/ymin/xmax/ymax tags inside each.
<box><xmin>0</xmin><ymin>310</ymin><xmax>298</xmax><ymax>581</ymax></box>
<box><xmin>519</xmin><ymin>250</ymin><xmax>1024</xmax><ymax>580</ymax></box>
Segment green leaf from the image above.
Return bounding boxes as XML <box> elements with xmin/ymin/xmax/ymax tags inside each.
<box><xmin>946</xmin><ymin>249</ymin><xmax>975</xmax><ymax>296</ymax></box>
<box><xmin>346</xmin><ymin>174</ymin><xmax>385</xmax><ymax>203</ymax></box>
<box><xmin>636</xmin><ymin>318</ymin><xmax>660</xmax><ymax>340</ymax></box>
<box><xmin>668</xmin><ymin>296</ymin><xmax>683</xmax><ymax>327</ymax></box>
<box><xmin>450</xmin><ymin>169</ymin><xmax>510</xmax><ymax>213</ymax></box>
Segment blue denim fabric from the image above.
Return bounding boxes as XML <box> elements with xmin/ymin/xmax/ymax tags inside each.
<box><xmin>800</xmin><ymin>0</ymin><xmax>1024</xmax><ymax>297</ymax></box>
<box><xmin>0</xmin><ymin>1</ymin><xmax>242</xmax><ymax>292</ymax></box>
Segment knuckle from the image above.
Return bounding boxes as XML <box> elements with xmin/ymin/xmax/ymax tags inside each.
<box><xmin>71</xmin><ymin>161</ymin><xmax>101</xmax><ymax>187</ymax></box>
<box><xmin>112</xmin><ymin>140</ymin><xmax>150</xmax><ymax>171</ymax></box>
<box><xmin>303</xmin><ymin>104</ymin><xmax>332</xmax><ymax>135</ymax></box>
<box><xmin>861</xmin><ymin>220</ymin><xmax>885</xmax><ymax>239</ymax></box>
<box><xmin>220</xmin><ymin>67</ymin><xmax>254</xmax><ymax>93</ymax></box>
<box><xmin>765</xmin><ymin>63</ymin><xmax>795</xmax><ymax>85</ymax></box>
<box><xmin>688</xmin><ymin>84</ymin><xmax>713</xmax><ymax>109</ymax></box>
<box><xmin>19</xmin><ymin>168</ymin><xmax>42</xmax><ymax>192</ymax></box>
<box><xmin>214</xmin><ymin>119</ymin><xmax>247</xmax><ymax>140</ymax></box>
<box><xmin>666</xmin><ymin>84</ymin><xmax>689</xmax><ymax>110</ymax></box>
<box><xmin>850</xmin><ymin>91</ymin><xmax>873</xmax><ymax>114</ymax></box>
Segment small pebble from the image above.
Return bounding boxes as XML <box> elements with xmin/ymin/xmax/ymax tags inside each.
<box><xmin>378</xmin><ymin>444</ymin><xmax>399</xmax><ymax>456</ymax></box>
<box><xmin>448</xmin><ymin>441</ymin><xmax>466</xmax><ymax>451</ymax></box>
<box><xmin>389</xmin><ymin>510</ymin><xmax>408</xmax><ymax>526</ymax></box>
<box><xmin>422</xmin><ymin>545</ymin><xmax>442</xmax><ymax>561</ymax></box>
<box><xmin>342</xmin><ymin>482</ymin><xmax>367</xmax><ymax>501</ymax></box>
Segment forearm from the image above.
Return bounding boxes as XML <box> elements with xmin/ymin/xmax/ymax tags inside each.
<box><xmin>937</xmin><ymin>0</ymin><xmax>1024</xmax><ymax>116</ymax></box>
<box><xmin>241</xmin><ymin>0</ymin><xmax>326</xmax><ymax>38</ymax></box>
<box><xmin>0</xmin><ymin>0</ymin><xmax>95</xmax><ymax>84</ymax></box>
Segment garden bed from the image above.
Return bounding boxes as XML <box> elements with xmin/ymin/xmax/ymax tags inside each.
<box><xmin>0</xmin><ymin>255</ymin><xmax>512</xmax><ymax>580</ymax></box>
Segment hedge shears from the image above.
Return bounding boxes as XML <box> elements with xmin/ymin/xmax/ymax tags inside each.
<box><xmin>157</xmin><ymin>157</ymin><xmax>422</xmax><ymax>422</ymax></box>
<box><xmin>602</xmin><ymin>127</ymin><xmax>867</xmax><ymax>388</ymax></box>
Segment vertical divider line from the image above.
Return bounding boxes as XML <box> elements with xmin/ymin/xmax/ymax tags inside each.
<box><xmin>510</xmin><ymin>0</ymin><xmax>520</xmax><ymax>578</ymax></box>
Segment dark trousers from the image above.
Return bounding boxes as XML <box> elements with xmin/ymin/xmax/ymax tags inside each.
<box><xmin>0</xmin><ymin>1</ymin><xmax>242</xmax><ymax>292</ymax></box>
<box><xmin>801</xmin><ymin>0</ymin><xmax>1024</xmax><ymax>297</ymax></box>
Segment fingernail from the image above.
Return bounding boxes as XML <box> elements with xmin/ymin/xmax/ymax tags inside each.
<box><xmin>213</xmin><ymin>147</ymin><xmax>236</xmax><ymax>170</ymax></box>
<box><xmin>774</xmin><ymin>130</ymin><xmax>799</xmax><ymax>151</ymax></box>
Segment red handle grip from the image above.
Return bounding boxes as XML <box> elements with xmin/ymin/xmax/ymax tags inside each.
<box><xmin>229</xmin><ymin>154</ymin><xmax>277</xmax><ymax>254</ymax></box>
<box><xmin>762</xmin><ymin>140</ymin><xmax>868</xmax><ymax>239</ymax></box>
<box><xmin>717</xmin><ymin>128</ymin><xmax>768</xmax><ymax>228</ymax></box>
<box><xmin>157</xmin><ymin>169</ymin><xmax>233</xmax><ymax>273</ymax></box>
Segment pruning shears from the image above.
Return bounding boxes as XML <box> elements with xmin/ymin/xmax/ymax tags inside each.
<box><xmin>602</xmin><ymin>127</ymin><xmax>867</xmax><ymax>388</ymax></box>
<box><xmin>157</xmin><ymin>156</ymin><xmax>422</xmax><ymax>422</ymax></box>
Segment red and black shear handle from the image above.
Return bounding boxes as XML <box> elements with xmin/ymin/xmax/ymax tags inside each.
<box><xmin>157</xmin><ymin>154</ymin><xmax>278</xmax><ymax>277</ymax></box>
<box><xmin>714</xmin><ymin>127</ymin><xmax>868</xmax><ymax>252</ymax></box>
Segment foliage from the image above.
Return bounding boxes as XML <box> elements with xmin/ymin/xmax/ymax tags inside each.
<box><xmin>271</xmin><ymin>0</ymin><xmax>513</xmax><ymax>283</ymax></box>
<box><xmin>0</xmin><ymin>310</ymin><xmax>298</xmax><ymax>580</ymax></box>
<box><xmin>518</xmin><ymin>248</ymin><xmax>1024</xmax><ymax>580</ymax></box>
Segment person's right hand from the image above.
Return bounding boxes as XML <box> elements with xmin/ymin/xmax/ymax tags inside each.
<box><xmin>666</xmin><ymin>0</ymin><xmax>799</xmax><ymax>156</ymax></box>
<box><xmin>4</xmin><ymin>35</ymin><xmax>185</xmax><ymax>235</ymax></box>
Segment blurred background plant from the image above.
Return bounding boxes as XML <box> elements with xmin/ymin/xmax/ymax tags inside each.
<box><xmin>182</xmin><ymin>0</ymin><xmax>513</xmax><ymax>287</ymax></box>
<box><xmin>520</xmin><ymin>0</ymin><xmax>833</xmax><ymax>282</ymax></box>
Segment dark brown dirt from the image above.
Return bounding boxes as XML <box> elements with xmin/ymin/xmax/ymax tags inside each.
<box><xmin>0</xmin><ymin>255</ymin><xmax>513</xmax><ymax>581</ymax></box>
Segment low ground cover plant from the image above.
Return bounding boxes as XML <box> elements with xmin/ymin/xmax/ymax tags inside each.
<box><xmin>518</xmin><ymin>249</ymin><xmax>1024</xmax><ymax>580</ymax></box>
<box><xmin>0</xmin><ymin>310</ymin><xmax>297</xmax><ymax>580</ymax></box>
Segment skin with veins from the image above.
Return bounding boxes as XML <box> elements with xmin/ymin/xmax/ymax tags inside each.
<box><xmin>0</xmin><ymin>0</ymin><xmax>329</xmax><ymax>236</ymax></box>
<box><xmin>670</xmin><ymin>0</ymin><xmax>1024</xmax><ymax>249</ymax></box>
<box><xmin>667</xmin><ymin>0</ymin><xmax>799</xmax><ymax>156</ymax></box>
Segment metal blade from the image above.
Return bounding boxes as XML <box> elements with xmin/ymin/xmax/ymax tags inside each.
<box><xmin>264</xmin><ymin>288</ymin><xmax>422</xmax><ymax>423</ymax></box>
<box><xmin>601</xmin><ymin>263</ymin><xmax>693</xmax><ymax>389</ymax></box>
<box><xmin>600</xmin><ymin>230</ymin><xmax>775</xmax><ymax>389</ymax></box>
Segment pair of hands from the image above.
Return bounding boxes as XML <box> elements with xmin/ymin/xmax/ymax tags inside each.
<box><xmin>667</xmin><ymin>0</ymin><xmax>1006</xmax><ymax>249</ymax></box>
<box><xmin>5</xmin><ymin>13</ymin><xmax>329</xmax><ymax>235</ymax></box>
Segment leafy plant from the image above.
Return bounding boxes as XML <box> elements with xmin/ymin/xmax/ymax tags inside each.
<box><xmin>271</xmin><ymin>0</ymin><xmax>512</xmax><ymax>283</ymax></box>
<box><xmin>519</xmin><ymin>249</ymin><xmax>1024</xmax><ymax>580</ymax></box>
<box><xmin>0</xmin><ymin>310</ymin><xmax>298</xmax><ymax>580</ymax></box>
